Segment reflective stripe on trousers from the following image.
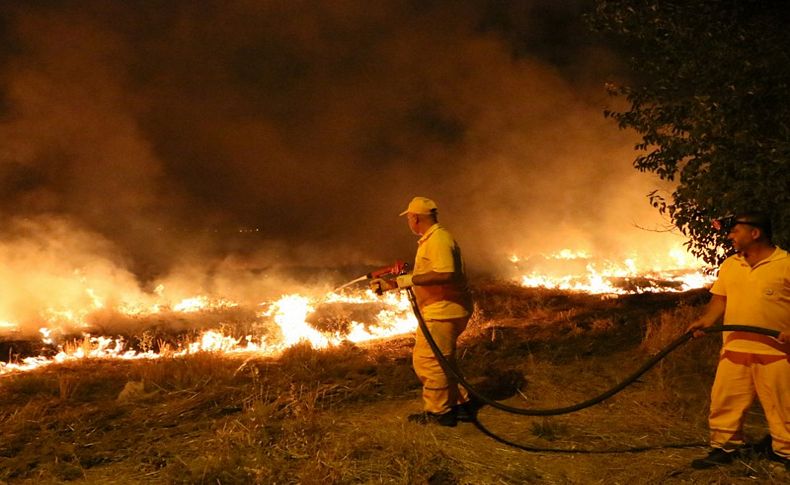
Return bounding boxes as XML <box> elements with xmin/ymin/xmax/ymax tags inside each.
<box><xmin>412</xmin><ymin>316</ymin><xmax>469</xmax><ymax>414</ymax></box>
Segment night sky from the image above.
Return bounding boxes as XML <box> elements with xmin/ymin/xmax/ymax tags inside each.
<box><xmin>0</xmin><ymin>1</ymin><xmax>679</xmax><ymax>287</ymax></box>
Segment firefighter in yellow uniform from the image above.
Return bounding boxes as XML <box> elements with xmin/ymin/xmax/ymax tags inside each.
<box><xmin>687</xmin><ymin>213</ymin><xmax>790</xmax><ymax>470</ymax></box>
<box><xmin>373</xmin><ymin>196</ymin><xmax>475</xmax><ymax>426</ymax></box>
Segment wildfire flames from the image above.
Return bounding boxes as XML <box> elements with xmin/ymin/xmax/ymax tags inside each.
<box><xmin>510</xmin><ymin>244</ymin><xmax>714</xmax><ymax>294</ymax></box>
<box><xmin>0</xmin><ymin>289</ymin><xmax>417</xmax><ymax>376</ymax></box>
<box><xmin>0</xmin><ymin>244</ymin><xmax>713</xmax><ymax>377</ymax></box>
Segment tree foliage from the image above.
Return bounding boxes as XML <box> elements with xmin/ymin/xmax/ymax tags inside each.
<box><xmin>589</xmin><ymin>0</ymin><xmax>790</xmax><ymax>264</ymax></box>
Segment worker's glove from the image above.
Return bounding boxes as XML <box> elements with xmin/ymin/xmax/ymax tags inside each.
<box><xmin>370</xmin><ymin>278</ymin><xmax>397</xmax><ymax>295</ymax></box>
<box><xmin>395</xmin><ymin>274</ymin><xmax>414</xmax><ymax>289</ymax></box>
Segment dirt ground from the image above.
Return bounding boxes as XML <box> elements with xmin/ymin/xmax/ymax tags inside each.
<box><xmin>1</xmin><ymin>285</ymin><xmax>788</xmax><ymax>484</ymax></box>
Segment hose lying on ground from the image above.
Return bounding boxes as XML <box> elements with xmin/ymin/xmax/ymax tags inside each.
<box><xmin>405</xmin><ymin>288</ymin><xmax>782</xmax><ymax>417</ymax></box>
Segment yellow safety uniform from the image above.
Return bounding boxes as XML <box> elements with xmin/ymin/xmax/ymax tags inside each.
<box><xmin>411</xmin><ymin>223</ymin><xmax>473</xmax><ymax>414</ymax></box>
<box><xmin>708</xmin><ymin>247</ymin><xmax>790</xmax><ymax>458</ymax></box>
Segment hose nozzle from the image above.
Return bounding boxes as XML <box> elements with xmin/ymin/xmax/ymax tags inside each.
<box><xmin>367</xmin><ymin>260</ymin><xmax>409</xmax><ymax>279</ymax></box>
<box><xmin>333</xmin><ymin>260</ymin><xmax>410</xmax><ymax>293</ymax></box>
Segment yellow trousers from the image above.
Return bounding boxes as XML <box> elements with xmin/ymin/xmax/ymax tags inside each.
<box><xmin>709</xmin><ymin>351</ymin><xmax>790</xmax><ymax>458</ymax></box>
<box><xmin>412</xmin><ymin>316</ymin><xmax>469</xmax><ymax>414</ymax></box>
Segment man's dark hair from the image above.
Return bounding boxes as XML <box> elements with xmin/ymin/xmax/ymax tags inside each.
<box><xmin>734</xmin><ymin>212</ymin><xmax>773</xmax><ymax>241</ymax></box>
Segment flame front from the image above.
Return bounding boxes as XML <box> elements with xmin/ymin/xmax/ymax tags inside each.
<box><xmin>0</xmin><ymin>288</ymin><xmax>417</xmax><ymax>376</ymax></box>
<box><xmin>1</xmin><ymin>242</ymin><xmax>715</xmax><ymax>376</ymax></box>
<box><xmin>511</xmin><ymin>244</ymin><xmax>714</xmax><ymax>294</ymax></box>
<box><xmin>265</xmin><ymin>294</ymin><xmax>328</xmax><ymax>348</ymax></box>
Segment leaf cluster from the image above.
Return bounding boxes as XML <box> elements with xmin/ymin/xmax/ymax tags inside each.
<box><xmin>590</xmin><ymin>0</ymin><xmax>790</xmax><ymax>264</ymax></box>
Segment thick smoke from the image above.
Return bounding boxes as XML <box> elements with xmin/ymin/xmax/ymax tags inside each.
<box><xmin>0</xmin><ymin>1</ymin><xmax>689</xmax><ymax>336</ymax></box>
<box><xmin>0</xmin><ymin>216</ymin><xmax>332</xmax><ymax>338</ymax></box>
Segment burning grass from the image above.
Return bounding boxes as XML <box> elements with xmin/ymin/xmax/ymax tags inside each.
<box><xmin>1</xmin><ymin>282</ymin><xmax>788</xmax><ymax>484</ymax></box>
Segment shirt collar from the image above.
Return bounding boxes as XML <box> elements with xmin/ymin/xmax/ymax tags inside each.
<box><xmin>734</xmin><ymin>247</ymin><xmax>787</xmax><ymax>267</ymax></box>
<box><xmin>766</xmin><ymin>247</ymin><xmax>788</xmax><ymax>262</ymax></box>
<box><xmin>418</xmin><ymin>223</ymin><xmax>442</xmax><ymax>245</ymax></box>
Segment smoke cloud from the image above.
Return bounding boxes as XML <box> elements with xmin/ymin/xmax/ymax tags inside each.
<box><xmin>0</xmin><ymin>1</ymin><xmax>688</xmax><ymax>336</ymax></box>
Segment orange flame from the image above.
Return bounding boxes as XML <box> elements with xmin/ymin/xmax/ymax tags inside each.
<box><xmin>1</xmin><ymin>288</ymin><xmax>416</xmax><ymax>376</ymax></box>
<box><xmin>1</xmin><ymin>243</ymin><xmax>714</xmax><ymax>376</ymax></box>
<box><xmin>511</xmin><ymin>244</ymin><xmax>713</xmax><ymax>294</ymax></box>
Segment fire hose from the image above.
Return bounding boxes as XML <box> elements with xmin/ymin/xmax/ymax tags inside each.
<box><xmin>403</xmin><ymin>287</ymin><xmax>782</xmax><ymax>417</ymax></box>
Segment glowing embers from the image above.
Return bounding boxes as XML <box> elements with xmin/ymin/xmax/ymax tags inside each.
<box><xmin>511</xmin><ymin>245</ymin><xmax>714</xmax><ymax>294</ymax></box>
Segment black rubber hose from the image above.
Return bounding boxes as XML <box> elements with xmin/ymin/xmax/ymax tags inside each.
<box><xmin>405</xmin><ymin>288</ymin><xmax>782</xmax><ymax>416</ymax></box>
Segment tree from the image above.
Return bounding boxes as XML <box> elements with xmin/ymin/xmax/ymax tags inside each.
<box><xmin>589</xmin><ymin>0</ymin><xmax>790</xmax><ymax>264</ymax></box>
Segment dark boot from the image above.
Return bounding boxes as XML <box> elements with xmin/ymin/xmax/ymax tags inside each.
<box><xmin>407</xmin><ymin>410</ymin><xmax>457</xmax><ymax>427</ymax></box>
<box><xmin>749</xmin><ymin>434</ymin><xmax>772</xmax><ymax>457</ymax></box>
<box><xmin>453</xmin><ymin>398</ymin><xmax>483</xmax><ymax>422</ymax></box>
<box><xmin>691</xmin><ymin>448</ymin><xmax>737</xmax><ymax>469</ymax></box>
<box><xmin>765</xmin><ymin>449</ymin><xmax>790</xmax><ymax>471</ymax></box>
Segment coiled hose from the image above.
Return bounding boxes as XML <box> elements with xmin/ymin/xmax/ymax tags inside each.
<box><xmin>405</xmin><ymin>288</ymin><xmax>782</xmax><ymax>416</ymax></box>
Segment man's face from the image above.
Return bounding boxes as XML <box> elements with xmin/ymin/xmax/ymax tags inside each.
<box><xmin>728</xmin><ymin>223</ymin><xmax>758</xmax><ymax>252</ymax></box>
<box><xmin>406</xmin><ymin>213</ymin><xmax>420</xmax><ymax>235</ymax></box>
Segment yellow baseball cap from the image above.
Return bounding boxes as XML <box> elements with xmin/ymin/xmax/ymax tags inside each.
<box><xmin>399</xmin><ymin>196</ymin><xmax>438</xmax><ymax>216</ymax></box>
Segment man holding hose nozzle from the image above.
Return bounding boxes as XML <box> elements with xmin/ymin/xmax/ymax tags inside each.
<box><xmin>686</xmin><ymin>212</ymin><xmax>790</xmax><ymax>470</ymax></box>
<box><xmin>371</xmin><ymin>196</ymin><xmax>476</xmax><ymax>427</ymax></box>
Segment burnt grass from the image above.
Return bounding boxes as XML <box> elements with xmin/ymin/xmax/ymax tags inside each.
<box><xmin>1</xmin><ymin>282</ymin><xmax>788</xmax><ymax>484</ymax></box>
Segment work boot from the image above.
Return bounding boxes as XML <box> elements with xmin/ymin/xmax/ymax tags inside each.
<box><xmin>750</xmin><ymin>435</ymin><xmax>772</xmax><ymax>457</ymax></box>
<box><xmin>690</xmin><ymin>448</ymin><xmax>737</xmax><ymax>469</ymax></box>
<box><xmin>453</xmin><ymin>398</ymin><xmax>482</xmax><ymax>423</ymax></box>
<box><xmin>765</xmin><ymin>450</ymin><xmax>790</xmax><ymax>471</ymax></box>
<box><xmin>407</xmin><ymin>410</ymin><xmax>457</xmax><ymax>427</ymax></box>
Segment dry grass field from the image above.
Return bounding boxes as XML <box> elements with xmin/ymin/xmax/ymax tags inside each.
<box><xmin>1</xmin><ymin>282</ymin><xmax>788</xmax><ymax>484</ymax></box>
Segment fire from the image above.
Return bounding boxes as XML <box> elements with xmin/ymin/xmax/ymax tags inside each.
<box><xmin>1</xmin><ymin>241</ymin><xmax>715</xmax><ymax>376</ymax></box>
<box><xmin>0</xmin><ymin>288</ymin><xmax>417</xmax><ymax>376</ymax></box>
<box><xmin>511</xmin><ymin>244</ymin><xmax>714</xmax><ymax>294</ymax></box>
<box><xmin>264</xmin><ymin>294</ymin><xmax>328</xmax><ymax>348</ymax></box>
<box><xmin>173</xmin><ymin>296</ymin><xmax>210</xmax><ymax>313</ymax></box>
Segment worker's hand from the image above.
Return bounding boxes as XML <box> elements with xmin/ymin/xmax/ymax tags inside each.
<box><xmin>369</xmin><ymin>278</ymin><xmax>397</xmax><ymax>295</ymax></box>
<box><xmin>778</xmin><ymin>331</ymin><xmax>790</xmax><ymax>344</ymax></box>
<box><xmin>395</xmin><ymin>274</ymin><xmax>414</xmax><ymax>289</ymax></box>
<box><xmin>686</xmin><ymin>320</ymin><xmax>713</xmax><ymax>339</ymax></box>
